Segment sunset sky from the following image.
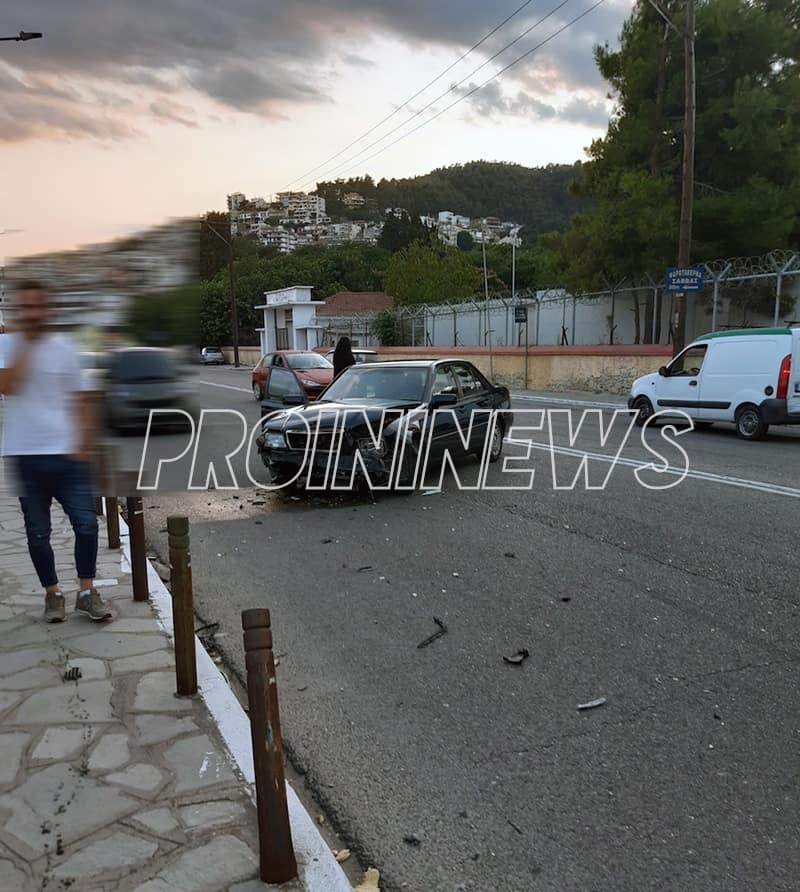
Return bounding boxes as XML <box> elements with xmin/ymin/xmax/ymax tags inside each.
<box><xmin>1</xmin><ymin>0</ymin><xmax>633</xmax><ymax>258</ymax></box>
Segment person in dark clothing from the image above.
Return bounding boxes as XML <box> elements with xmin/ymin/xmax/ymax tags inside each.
<box><xmin>332</xmin><ymin>336</ymin><xmax>356</xmax><ymax>378</ymax></box>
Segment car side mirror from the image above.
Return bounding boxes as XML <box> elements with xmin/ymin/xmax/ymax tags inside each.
<box><xmin>658</xmin><ymin>366</ymin><xmax>669</xmax><ymax>377</ymax></box>
<box><xmin>430</xmin><ymin>392</ymin><xmax>458</xmax><ymax>408</ymax></box>
<box><xmin>282</xmin><ymin>394</ymin><xmax>306</xmax><ymax>406</ymax></box>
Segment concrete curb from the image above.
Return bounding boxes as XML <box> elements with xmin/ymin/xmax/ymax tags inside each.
<box><xmin>115</xmin><ymin>506</ymin><xmax>352</xmax><ymax>892</ymax></box>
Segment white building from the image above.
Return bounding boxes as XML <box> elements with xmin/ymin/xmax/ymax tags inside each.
<box><xmin>254</xmin><ymin>286</ymin><xmax>325</xmax><ymax>355</ymax></box>
<box><xmin>260</xmin><ymin>227</ymin><xmax>298</xmax><ymax>254</ymax></box>
<box><xmin>227</xmin><ymin>192</ymin><xmax>245</xmax><ymax>212</ymax></box>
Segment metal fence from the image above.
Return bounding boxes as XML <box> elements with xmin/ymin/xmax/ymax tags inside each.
<box><xmin>325</xmin><ymin>250</ymin><xmax>800</xmax><ymax>348</ymax></box>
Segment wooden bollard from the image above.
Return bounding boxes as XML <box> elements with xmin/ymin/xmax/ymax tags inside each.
<box><xmin>242</xmin><ymin>609</ymin><xmax>298</xmax><ymax>884</ymax></box>
<box><xmin>105</xmin><ymin>497</ymin><xmax>120</xmax><ymax>549</ymax></box>
<box><xmin>167</xmin><ymin>515</ymin><xmax>197</xmax><ymax>697</ymax></box>
<box><xmin>94</xmin><ymin>497</ymin><xmax>104</xmax><ymax>516</ymax></box>
<box><xmin>126</xmin><ymin>496</ymin><xmax>149</xmax><ymax>602</ymax></box>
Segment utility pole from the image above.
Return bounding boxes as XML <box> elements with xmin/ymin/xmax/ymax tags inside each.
<box><xmin>647</xmin><ymin>0</ymin><xmax>696</xmax><ymax>356</ymax></box>
<box><xmin>203</xmin><ymin>217</ymin><xmax>240</xmax><ymax>367</ymax></box>
<box><xmin>674</xmin><ymin>0</ymin><xmax>696</xmax><ymax>355</ymax></box>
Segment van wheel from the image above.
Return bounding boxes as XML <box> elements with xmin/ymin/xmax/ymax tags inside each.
<box><xmin>735</xmin><ymin>405</ymin><xmax>768</xmax><ymax>441</ymax></box>
<box><xmin>631</xmin><ymin>396</ymin><xmax>654</xmax><ymax>427</ymax></box>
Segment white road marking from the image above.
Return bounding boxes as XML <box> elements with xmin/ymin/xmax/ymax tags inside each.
<box><xmin>198</xmin><ymin>379</ymin><xmax>252</xmax><ymax>394</ymax></box>
<box><xmin>512</xmin><ymin>393</ymin><xmax>626</xmax><ymax>410</ymax></box>
<box><xmin>504</xmin><ymin>437</ymin><xmax>800</xmax><ymax>499</ymax></box>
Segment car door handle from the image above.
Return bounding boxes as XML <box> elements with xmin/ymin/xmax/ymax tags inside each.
<box><xmin>689</xmin><ymin>380</ymin><xmax>698</xmax><ymax>386</ymax></box>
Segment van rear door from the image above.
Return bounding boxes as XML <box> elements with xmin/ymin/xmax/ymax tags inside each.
<box><xmin>788</xmin><ymin>328</ymin><xmax>800</xmax><ymax>417</ymax></box>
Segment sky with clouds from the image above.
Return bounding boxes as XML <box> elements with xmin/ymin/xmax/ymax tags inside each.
<box><xmin>1</xmin><ymin>0</ymin><xmax>633</xmax><ymax>257</ymax></box>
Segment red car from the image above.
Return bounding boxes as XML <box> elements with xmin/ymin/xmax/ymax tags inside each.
<box><xmin>251</xmin><ymin>350</ymin><xmax>334</xmax><ymax>401</ymax></box>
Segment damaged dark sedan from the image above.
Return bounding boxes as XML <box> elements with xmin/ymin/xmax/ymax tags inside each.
<box><xmin>256</xmin><ymin>360</ymin><xmax>513</xmax><ymax>490</ymax></box>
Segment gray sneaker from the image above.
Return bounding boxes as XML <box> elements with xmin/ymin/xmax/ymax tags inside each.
<box><xmin>44</xmin><ymin>591</ymin><xmax>66</xmax><ymax>623</ymax></box>
<box><xmin>75</xmin><ymin>589</ymin><xmax>114</xmax><ymax>621</ymax></box>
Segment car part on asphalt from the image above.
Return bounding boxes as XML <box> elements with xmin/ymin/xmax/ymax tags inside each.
<box><xmin>417</xmin><ymin>616</ymin><xmax>448</xmax><ymax>649</ymax></box>
<box><xmin>502</xmin><ymin>649</ymin><xmax>530</xmax><ymax>666</ymax></box>
<box><xmin>577</xmin><ymin>696</ymin><xmax>607</xmax><ymax>711</ymax></box>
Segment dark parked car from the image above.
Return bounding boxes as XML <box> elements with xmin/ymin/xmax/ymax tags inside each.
<box><xmin>251</xmin><ymin>350</ymin><xmax>334</xmax><ymax>401</ymax></box>
<box><xmin>104</xmin><ymin>348</ymin><xmax>196</xmax><ymax>431</ymax></box>
<box><xmin>257</xmin><ymin>359</ymin><xmax>512</xmax><ymax>488</ymax></box>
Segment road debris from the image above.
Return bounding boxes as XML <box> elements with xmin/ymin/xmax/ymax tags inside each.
<box><xmin>357</xmin><ymin>565</ymin><xmax>373</xmax><ymax>572</ymax></box>
<box><xmin>561</xmin><ymin>597</ymin><xmax>571</xmax><ymax>603</ymax></box>
<box><xmin>322</xmin><ymin>538</ymin><xmax>333</xmax><ymax>544</ymax></box>
<box><xmin>63</xmin><ymin>666</ymin><xmax>82</xmax><ymax>682</ymax></box>
<box><xmin>355</xmin><ymin>867</ymin><xmax>381</xmax><ymax>892</ymax></box>
<box><xmin>422</xmin><ymin>489</ymin><xmax>441</xmax><ymax>496</ymax></box>
<box><xmin>403</xmin><ymin>834</ymin><xmax>422</xmax><ymax>847</ymax></box>
<box><xmin>503</xmin><ymin>649</ymin><xmax>530</xmax><ymax>666</ymax></box>
<box><xmin>577</xmin><ymin>696</ymin><xmax>607</xmax><ymax>711</ymax></box>
<box><xmin>335</xmin><ymin>848</ymin><xmax>351</xmax><ymax>863</ymax></box>
<box><xmin>507</xmin><ymin>819</ymin><xmax>523</xmax><ymax>835</ymax></box>
<box><xmin>417</xmin><ymin>617</ymin><xmax>448</xmax><ymax>649</ymax></box>
<box><xmin>504</xmin><ymin>551</ymin><xmax>516</xmax><ymax>558</ymax></box>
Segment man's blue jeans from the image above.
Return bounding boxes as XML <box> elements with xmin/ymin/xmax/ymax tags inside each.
<box><xmin>14</xmin><ymin>455</ymin><xmax>98</xmax><ymax>588</ymax></box>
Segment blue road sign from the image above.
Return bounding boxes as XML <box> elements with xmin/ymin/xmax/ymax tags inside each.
<box><xmin>665</xmin><ymin>266</ymin><xmax>704</xmax><ymax>292</ymax></box>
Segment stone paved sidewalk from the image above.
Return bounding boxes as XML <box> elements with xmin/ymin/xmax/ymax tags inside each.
<box><xmin>0</xmin><ymin>495</ymin><xmax>274</xmax><ymax>892</ymax></box>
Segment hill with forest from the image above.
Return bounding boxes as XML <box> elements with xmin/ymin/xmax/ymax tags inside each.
<box><xmin>316</xmin><ymin>160</ymin><xmax>589</xmax><ymax>239</ymax></box>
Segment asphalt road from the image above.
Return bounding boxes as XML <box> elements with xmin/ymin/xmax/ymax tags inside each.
<box><xmin>140</xmin><ymin>367</ymin><xmax>800</xmax><ymax>892</ymax></box>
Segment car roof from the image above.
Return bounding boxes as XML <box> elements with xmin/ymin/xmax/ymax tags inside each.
<box><xmin>273</xmin><ymin>349</ymin><xmax>319</xmax><ymax>355</ymax></box>
<box><xmin>343</xmin><ymin>359</ymin><xmax>462</xmax><ymax>368</ymax></box>
<box><xmin>696</xmin><ymin>327</ymin><xmax>792</xmax><ymax>340</ymax></box>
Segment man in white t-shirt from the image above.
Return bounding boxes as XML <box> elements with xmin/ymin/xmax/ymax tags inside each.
<box><xmin>0</xmin><ymin>280</ymin><xmax>113</xmax><ymax>623</ymax></box>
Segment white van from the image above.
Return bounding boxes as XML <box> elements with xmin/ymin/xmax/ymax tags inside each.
<box><xmin>628</xmin><ymin>327</ymin><xmax>800</xmax><ymax>440</ymax></box>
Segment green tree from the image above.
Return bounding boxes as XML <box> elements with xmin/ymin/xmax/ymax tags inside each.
<box><xmin>384</xmin><ymin>244</ymin><xmax>481</xmax><ymax>305</ymax></box>
<box><xmin>563</xmin><ymin>0</ymin><xmax>800</xmax><ymax>277</ymax></box>
<box><xmin>377</xmin><ymin>211</ymin><xmax>429</xmax><ymax>252</ymax></box>
<box><xmin>127</xmin><ymin>283</ymin><xmax>204</xmax><ymax>346</ymax></box>
<box><xmin>550</xmin><ymin>0</ymin><xmax>800</xmax><ymax>340</ymax></box>
<box><xmin>456</xmin><ymin>231</ymin><xmax>474</xmax><ymax>252</ymax></box>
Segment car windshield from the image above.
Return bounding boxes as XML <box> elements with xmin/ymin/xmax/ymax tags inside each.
<box><xmin>323</xmin><ymin>366</ymin><xmax>428</xmax><ymax>403</ymax></box>
<box><xmin>112</xmin><ymin>351</ymin><xmax>177</xmax><ymax>381</ymax></box>
<box><xmin>287</xmin><ymin>353</ymin><xmax>333</xmax><ymax>370</ymax></box>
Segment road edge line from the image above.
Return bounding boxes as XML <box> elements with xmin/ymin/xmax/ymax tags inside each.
<box><xmin>116</xmin><ymin>508</ymin><xmax>353</xmax><ymax>892</ymax></box>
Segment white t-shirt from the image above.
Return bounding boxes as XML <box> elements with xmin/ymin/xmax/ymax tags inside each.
<box><xmin>0</xmin><ymin>332</ymin><xmax>86</xmax><ymax>456</ymax></box>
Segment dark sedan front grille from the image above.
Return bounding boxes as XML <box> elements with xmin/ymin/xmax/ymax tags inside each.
<box><xmin>285</xmin><ymin>430</ymin><xmax>337</xmax><ymax>452</ymax></box>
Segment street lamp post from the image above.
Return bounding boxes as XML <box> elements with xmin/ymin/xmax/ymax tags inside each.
<box><xmin>202</xmin><ymin>218</ymin><xmax>240</xmax><ymax>368</ymax></box>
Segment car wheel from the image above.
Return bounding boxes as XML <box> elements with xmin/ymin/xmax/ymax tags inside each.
<box><xmin>252</xmin><ymin>382</ymin><xmax>263</xmax><ymax>401</ymax></box>
<box><xmin>487</xmin><ymin>418</ymin><xmax>505</xmax><ymax>463</ymax></box>
<box><xmin>735</xmin><ymin>404</ymin><xmax>768</xmax><ymax>441</ymax></box>
<box><xmin>396</xmin><ymin>445</ymin><xmax>419</xmax><ymax>490</ymax></box>
<box><xmin>631</xmin><ymin>396</ymin><xmax>654</xmax><ymax>427</ymax></box>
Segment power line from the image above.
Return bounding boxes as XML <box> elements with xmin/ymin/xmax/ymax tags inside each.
<box><xmin>279</xmin><ymin>0</ymin><xmax>539</xmax><ymax>191</ymax></box>
<box><xmin>317</xmin><ymin>0</ymin><xmax>608</xmax><ymax>185</ymax></box>
<box><xmin>298</xmin><ymin>0</ymin><xmax>575</xmax><ymax>190</ymax></box>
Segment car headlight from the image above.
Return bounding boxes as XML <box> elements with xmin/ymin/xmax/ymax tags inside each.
<box><xmin>265</xmin><ymin>432</ymin><xmax>286</xmax><ymax>449</ymax></box>
<box><xmin>357</xmin><ymin>437</ymin><xmax>387</xmax><ymax>457</ymax></box>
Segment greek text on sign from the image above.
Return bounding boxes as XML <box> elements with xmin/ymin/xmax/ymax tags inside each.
<box><xmin>665</xmin><ymin>266</ymin><xmax>704</xmax><ymax>292</ymax></box>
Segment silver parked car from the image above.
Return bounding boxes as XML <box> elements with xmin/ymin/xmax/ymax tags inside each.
<box><xmin>199</xmin><ymin>346</ymin><xmax>225</xmax><ymax>365</ymax></box>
